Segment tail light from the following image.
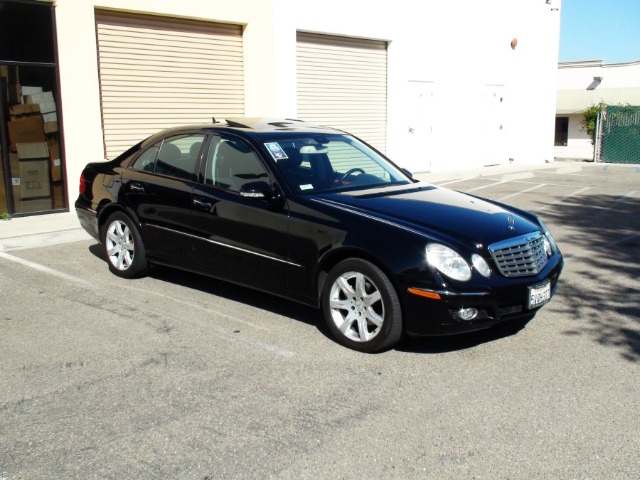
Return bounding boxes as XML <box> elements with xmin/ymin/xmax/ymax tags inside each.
<box><xmin>79</xmin><ymin>173</ymin><xmax>86</xmax><ymax>194</ymax></box>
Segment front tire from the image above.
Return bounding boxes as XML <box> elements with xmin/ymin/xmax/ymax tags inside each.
<box><xmin>101</xmin><ymin>212</ymin><xmax>148</xmax><ymax>279</ymax></box>
<box><xmin>322</xmin><ymin>258</ymin><xmax>402</xmax><ymax>353</ymax></box>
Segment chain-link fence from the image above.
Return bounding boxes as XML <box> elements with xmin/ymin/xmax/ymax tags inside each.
<box><xmin>596</xmin><ymin>105</ymin><xmax>640</xmax><ymax>164</ymax></box>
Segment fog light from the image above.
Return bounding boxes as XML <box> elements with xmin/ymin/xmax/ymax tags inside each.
<box><xmin>456</xmin><ymin>308</ymin><xmax>478</xmax><ymax>321</ymax></box>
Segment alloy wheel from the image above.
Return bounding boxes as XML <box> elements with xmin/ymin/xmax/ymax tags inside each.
<box><xmin>328</xmin><ymin>271</ymin><xmax>385</xmax><ymax>342</ymax></box>
<box><xmin>105</xmin><ymin>219</ymin><xmax>135</xmax><ymax>271</ymax></box>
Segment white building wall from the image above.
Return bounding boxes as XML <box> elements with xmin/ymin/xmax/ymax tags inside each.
<box><xmin>555</xmin><ymin>60</ymin><xmax>640</xmax><ymax>160</ymax></box>
<box><xmin>557</xmin><ymin>61</ymin><xmax>640</xmax><ymax>90</ymax></box>
<box><xmin>53</xmin><ymin>0</ymin><xmax>561</xmax><ymax>209</ymax></box>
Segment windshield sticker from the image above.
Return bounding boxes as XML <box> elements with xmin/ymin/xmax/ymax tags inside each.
<box><xmin>264</xmin><ymin>142</ymin><xmax>288</xmax><ymax>161</ymax></box>
<box><xmin>300</xmin><ymin>184</ymin><xmax>314</xmax><ymax>191</ymax></box>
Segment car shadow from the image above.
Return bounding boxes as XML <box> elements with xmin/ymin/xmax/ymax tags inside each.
<box><xmin>398</xmin><ymin>317</ymin><xmax>533</xmax><ymax>354</ymax></box>
<box><xmin>534</xmin><ymin>193</ymin><xmax>640</xmax><ymax>363</ymax></box>
<box><xmin>89</xmin><ymin>243</ymin><xmax>531</xmax><ymax>354</ymax></box>
<box><xmin>88</xmin><ymin>243</ymin><xmax>324</xmax><ymax>332</ymax></box>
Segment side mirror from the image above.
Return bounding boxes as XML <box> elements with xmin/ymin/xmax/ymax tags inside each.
<box><xmin>240</xmin><ymin>181</ymin><xmax>284</xmax><ymax>207</ymax></box>
<box><xmin>240</xmin><ymin>181</ymin><xmax>271</xmax><ymax>199</ymax></box>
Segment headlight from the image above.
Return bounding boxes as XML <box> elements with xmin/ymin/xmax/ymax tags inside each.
<box><xmin>538</xmin><ymin>220</ymin><xmax>559</xmax><ymax>256</ymax></box>
<box><xmin>542</xmin><ymin>236</ymin><xmax>553</xmax><ymax>257</ymax></box>
<box><xmin>472</xmin><ymin>254</ymin><xmax>491</xmax><ymax>278</ymax></box>
<box><xmin>426</xmin><ymin>243</ymin><xmax>472</xmax><ymax>281</ymax></box>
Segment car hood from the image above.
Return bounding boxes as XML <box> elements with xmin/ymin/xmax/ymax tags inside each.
<box><xmin>314</xmin><ymin>183</ymin><xmax>542</xmax><ymax>248</ymax></box>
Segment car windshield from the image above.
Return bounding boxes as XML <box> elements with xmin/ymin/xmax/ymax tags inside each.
<box><xmin>262</xmin><ymin>134</ymin><xmax>411</xmax><ymax>193</ymax></box>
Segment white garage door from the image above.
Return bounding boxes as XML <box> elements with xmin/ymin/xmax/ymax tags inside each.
<box><xmin>95</xmin><ymin>11</ymin><xmax>244</xmax><ymax>159</ymax></box>
<box><xmin>296</xmin><ymin>32</ymin><xmax>388</xmax><ymax>153</ymax></box>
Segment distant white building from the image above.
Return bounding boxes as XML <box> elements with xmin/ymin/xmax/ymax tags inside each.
<box><xmin>555</xmin><ymin>60</ymin><xmax>640</xmax><ymax>160</ymax></box>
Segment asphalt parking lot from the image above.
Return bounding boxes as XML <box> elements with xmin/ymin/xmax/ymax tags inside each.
<box><xmin>1</xmin><ymin>161</ymin><xmax>639</xmax><ymax>479</ymax></box>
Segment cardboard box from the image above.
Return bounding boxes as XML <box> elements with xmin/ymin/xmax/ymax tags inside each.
<box><xmin>21</xmin><ymin>86</ymin><xmax>43</xmax><ymax>97</ymax></box>
<box><xmin>1</xmin><ymin>153</ymin><xmax>31</xmax><ymax>211</ymax></box>
<box><xmin>47</xmin><ymin>140</ymin><xmax>62</xmax><ymax>182</ymax></box>
<box><xmin>19</xmin><ymin>158</ymin><xmax>51</xmax><ymax>199</ymax></box>
<box><xmin>19</xmin><ymin>197</ymin><xmax>52</xmax><ymax>214</ymax></box>
<box><xmin>9</xmin><ymin>84</ymin><xmax>21</xmax><ymax>105</ymax></box>
<box><xmin>17</xmin><ymin>143</ymin><xmax>51</xmax><ymax>199</ymax></box>
<box><xmin>44</xmin><ymin>121</ymin><xmax>58</xmax><ymax>134</ymax></box>
<box><xmin>9</xmin><ymin>103</ymin><xmax>40</xmax><ymax>119</ymax></box>
<box><xmin>38</xmin><ymin>101</ymin><xmax>57</xmax><ymax>114</ymax></box>
<box><xmin>8</xmin><ymin>116</ymin><xmax>45</xmax><ymax>151</ymax></box>
<box><xmin>25</xmin><ymin>91</ymin><xmax>54</xmax><ymax>104</ymax></box>
<box><xmin>42</xmin><ymin>112</ymin><xmax>57</xmax><ymax>123</ymax></box>
<box><xmin>17</xmin><ymin>142</ymin><xmax>49</xmax><ymax>160</ymax></box>
<box><xmin>9</xmin><ymin>153</ymin><xmax>21</xmax><ymax>204</ymax></box>
<box><xmin>52</xmin><ymin>182</ymin><xmax>65</xmax><ymax>209</ymax></box>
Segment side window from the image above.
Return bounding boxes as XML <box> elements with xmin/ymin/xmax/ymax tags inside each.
<box><xmin>155</xmin><ymin>134</ymin><xmax>206</xmax><ymax>181</ymax></box>
<box><xmin>205</xmin><ymin>137</ymin><xmax>268</xmax><ymax>192</ymax></box>
<box><xmin>131</xmin><ymin>143</ymin><xmax>160</xmax><ymax>172</ymax></box>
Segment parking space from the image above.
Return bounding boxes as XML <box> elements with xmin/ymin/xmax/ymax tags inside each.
<box><xmin>1</xmin><ymin>162</ymin><xmax>639</xmax><ymax>478</ymax></box>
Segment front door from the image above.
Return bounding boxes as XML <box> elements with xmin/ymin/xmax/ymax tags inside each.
<box><xmin>189</xmin><ymin>134</ymin><xmax>290</xmax><ymax>293</ymax></box>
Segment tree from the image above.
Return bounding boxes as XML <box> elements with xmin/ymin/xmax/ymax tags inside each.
<box><xmin>580</xmin><ymin>102</ymin><xmax>606</xmax><ymax>144</ymax></box>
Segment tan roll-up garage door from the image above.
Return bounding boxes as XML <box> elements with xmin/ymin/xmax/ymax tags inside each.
<box><xmin>296</xmin><ymin>32</ymin><xmax>388</xmax><ymax>153</ymax></box>
<box><xmin>95</xmin><ymin>11</ymin><xmax>244</xmax><ymax>159</ymax></box>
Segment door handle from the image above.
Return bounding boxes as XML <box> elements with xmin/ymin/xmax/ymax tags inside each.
<box><xmin>130</xmin><ymin>183</ymin><xmax>145</xmax><ymax>193</ymax></box>
<box><xmin>193</xmin><ymin>198</ymin><xmax>213</xmax><ymax>210</ymax></box>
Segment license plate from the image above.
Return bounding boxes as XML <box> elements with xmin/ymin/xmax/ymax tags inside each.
<box><xmin>527</xmin><ymin>281</ymin><xmax>551</xmax><ymax>309</ymax></box>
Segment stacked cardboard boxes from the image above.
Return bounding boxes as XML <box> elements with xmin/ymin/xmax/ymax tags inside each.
<box><xmin>3</xmin><ymin>82</ymin><xmax>63</xmax><ymax>214</ymax></box>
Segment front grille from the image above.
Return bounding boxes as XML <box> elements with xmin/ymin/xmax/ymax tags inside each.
<box><xmin>489</xmin><ymin>232</ymin><xmax>548</xmax><ymax>278</ymax></box>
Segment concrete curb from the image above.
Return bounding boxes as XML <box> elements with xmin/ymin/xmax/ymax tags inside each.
<box><xmin>0</xmin><ymin>229</ymin><xmax>92</xmax><ymax>252</ymax></box>
<box><xmin>0</xmin><ymin>211</ymin><xmax>92</xmax><ymax>252</ymax></box>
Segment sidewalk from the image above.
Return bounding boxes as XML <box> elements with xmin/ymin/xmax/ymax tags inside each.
<box><xmin>0</xmin><ymin>211</ymin><xmax>91</xmax><ymax>252</ymax></box>
<box><xmin>0</xmin><ymin>160</ymin><xmax>570</xmax><ymax>253</ymax></box>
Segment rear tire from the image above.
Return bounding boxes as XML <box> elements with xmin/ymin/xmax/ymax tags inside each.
<box><xmin>101</xmin><ymin>212</ymin><xmax>148</xmax><ymax>279</ymax></box>
<box><xmin>322</xmin><ymin>258</ymin><xmax>402</xmax><ymax>353</ymax></box>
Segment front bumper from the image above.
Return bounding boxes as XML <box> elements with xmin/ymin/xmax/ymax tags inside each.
<box><xmin>400</xmin><ymin>254</ymin><xmax>563</xmax><ymax>336</ymax></box>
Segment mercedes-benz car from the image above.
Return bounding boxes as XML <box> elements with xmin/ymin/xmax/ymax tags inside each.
<box><xmin>76</xmin><ymin>118</ymin><xmax>563</xmax><ymax>352</ymax></box>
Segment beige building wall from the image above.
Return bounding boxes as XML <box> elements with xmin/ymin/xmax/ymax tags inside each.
<box><xmin>52</xmin><ymin>0</ymin><xmax>562</xmax><ymax>210</ymax></box>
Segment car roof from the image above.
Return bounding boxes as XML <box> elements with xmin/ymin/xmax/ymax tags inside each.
<box><xmin>144</xmin><ymin>118</ymin><xmax>345</xmax><ymax>145</ymax></box>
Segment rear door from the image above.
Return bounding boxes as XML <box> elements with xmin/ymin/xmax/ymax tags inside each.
<box><xmin>122</xmin><ymin>133</ymin><xmax>206</xmax><ymax>265</ymax></box>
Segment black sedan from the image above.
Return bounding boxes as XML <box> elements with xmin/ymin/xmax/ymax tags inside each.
<box><xmin>76</xmin><ymin>118</ymin><xmax>563</xmax><ymax>352</ymax></box>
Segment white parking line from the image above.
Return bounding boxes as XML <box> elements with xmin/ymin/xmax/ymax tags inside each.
<box><xmin>0</xmin><ymin>251</ymin><xmax>296</xmax><ymax>358</ymax></box>
<box><xmin>501</xmin><ymin>172</ymin><xmax>536</xmax><ymax>182</ymax></box>
<box><xmin>498</xmin><ymin>183</ymin><xmax>547</xmax><ymax>201</ymax></box>
<box><xmin>109</xmin><ymin>282</ymin><xmax>269</xmax><ymax>330</ymax></box>
<box><xmin>563</xmin><ymin>232</ymin><xmax>640</xmax><ymax>261</ymax></box>
<box><xmin>0</xmin><ymin>251</ymin><xmax>90</xmax><ymax>285</ymax></box>
<box><xmin>107</xmin><ymin>284</ymin><xmax>296</xmax><ymax>358</ymax></box>
<box><xmin>536</xmin><ymin>186</ymin><xmax>591</xmax><ymax>212</ymax></box>
<box><xmin>466</xmin><ymin>180</ymin><xmax>507</xmax><ymax>192</ymax></box>
<box><xmin>436</xmin><ymin>176</ymin><xmax>476</xmax><ymax>186</ymax></box>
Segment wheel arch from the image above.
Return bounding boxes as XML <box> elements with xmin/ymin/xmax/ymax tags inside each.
<box><xmin>97</xmin><ymin>202</ymin><xmax>142</xmax><ymax>238</ymax></box>
<box><xmin>316</xmin><ymin>246</ymin><xmax>403</xmax><ymax>307</ymax></box>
